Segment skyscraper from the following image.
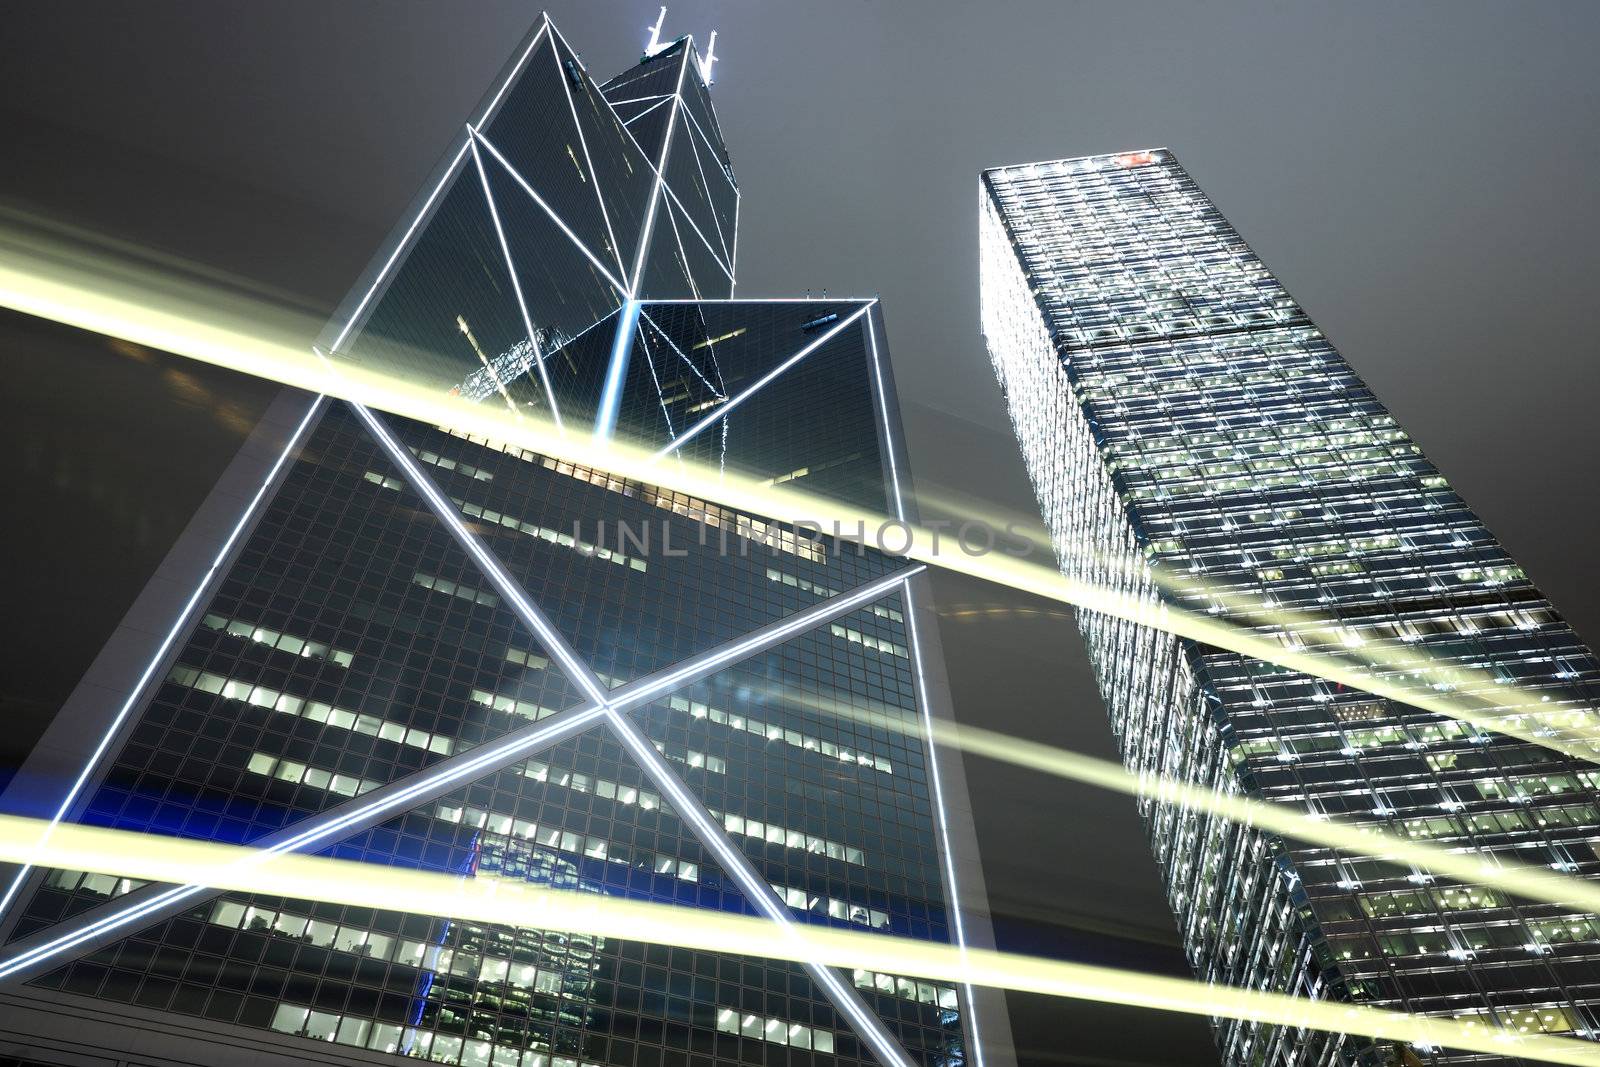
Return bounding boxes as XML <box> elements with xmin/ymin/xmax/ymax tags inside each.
<box><xmin>0</xmin><ymin>16</ymin><xmax>1010</xmax><ymax>1067</ymax></box>
<box><xmin>980</xmin><ymin>150</ymin><xmax>1600</xmax><ymax>1065</ymax></box>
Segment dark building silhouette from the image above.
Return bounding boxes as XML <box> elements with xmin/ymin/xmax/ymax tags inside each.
<box><xmin>0</xmin><ymin>17</ymin><xmax>1008</xmax><ymax>1067</ymax></box>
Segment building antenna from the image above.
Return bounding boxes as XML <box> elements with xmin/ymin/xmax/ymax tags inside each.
<box><xmin>645</xmin><ymin>6</ymin><xmax>668</xmax><ymax>57</ymax></box>
<box><xmin>698</xmin><ymin>30</ymin><xmax>718</xmax><ymax>84</ymax></box>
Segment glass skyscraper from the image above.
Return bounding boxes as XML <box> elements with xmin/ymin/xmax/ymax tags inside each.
<box><xmin>0</xmin><ymin>17</ymin><xmax>1009</xmax><ymax>1067</ymax></box>
<box><xmin>980</xmin><ymin>150</ymin><xmax>1600</xmax><ymax>1065</ymax></box>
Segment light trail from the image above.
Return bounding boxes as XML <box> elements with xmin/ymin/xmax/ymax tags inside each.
<box><xmin>754</xmin><ymin>684</ymin><xmax>1600</xmax><ymax>919</ymax></box>
<box><xmin>2</xmin><ymin>816</ymin><xmax>1596</xmax><ymax>1064</ymax></box>
<box><xmin>1</xmin><ymin>215</ymin><xmax>1597</xmax><ymax>767</ymax></box>
<box><xmin>6</xmin><ymin>215</ymin><xmax>1600</xmax><ymax>1060</ymax></box>
<box><xmin>912</xmin><ymin>481</ymin><xmax>1600</xmax><ymax>764</ymax></box>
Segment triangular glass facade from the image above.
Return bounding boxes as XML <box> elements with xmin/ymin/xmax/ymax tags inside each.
<box><xmin>0</xmin><ymin>15</ymin><xmax>988</xmax><ymax>1067</ymax></box>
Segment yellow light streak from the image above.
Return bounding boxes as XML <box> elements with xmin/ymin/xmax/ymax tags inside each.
<box><xmin>1142</xmin><ymin>561</ymin><xmax>1598</xmax><ymax>761</ymax></box>
<box><xmin>2</xmin><ymin>209</ymin><xmax>1595</xmax><ymax>1045</ymax></box>
<box><xmin>767</xmin><ymin>684</ymin><xmax>1600</xmax><ymax>919</ymax></box>
<box><xmin>914</xmin><ymin>485</ymin><xmax>1600</xmax><ymax>763</ymax></box>
<box><xmin>3</xmin><ymin>816</ymin><xmax>1596</xmax><ymax>1064</ymax></box>
<box><xmin>1</xmin><ymin>213</ymin><xmax>1596</xmax><ymax>766</ymax></box>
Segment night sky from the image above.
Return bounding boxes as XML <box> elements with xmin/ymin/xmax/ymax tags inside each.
<box><xmin>3</xmin><ymin>3</ymin><xmax>1598</xmax><ymax>1063</ymax></box>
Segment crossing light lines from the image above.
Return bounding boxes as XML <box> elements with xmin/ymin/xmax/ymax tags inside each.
<box><xmin>469</xmin><ymin>128</ymin><xmax>630</xmax><ymax>297</ymax></box>
<box><xmin>749</xmin><ymin>680</ymin><xmax>1600</xmax><ymax>921</ymax></box>
<box><xmin>5</xmin><ymin>817</ymin><xmax>1600</xmax><ymax>1066</ymax></box>
<box><xmin>551</xmin><ymin>35</ymin><xmax>628</xmax><ymax>283</ymax></box>
<box><xmin>0</xmin><ymin>221</ymin><xmax>1592</xmax><ymax>773</ymax></box>
<box><xmin>467</xmin><ymin>132</ymin><xmax>560</xmax><ymax>429</ymax></box>
<box><xmin>0</xmin><ymin>553</ymin><xmax>924</xmax><ymax>988</ymax></box>
<box><xmin>353</xmin><ymin>395</ymin><xmax>917</xmax><ymax>1065</ymax></box>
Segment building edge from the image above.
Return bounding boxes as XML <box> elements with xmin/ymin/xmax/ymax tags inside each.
<box><xmin>865</xmin><ymin>300</ymin><xmax>1018</xmax><ymax>1067</ymax></box>
<box><xmin>0</xmin><ymin>387</ymin><xmax>325</xmax><ymax>946</ymax></box>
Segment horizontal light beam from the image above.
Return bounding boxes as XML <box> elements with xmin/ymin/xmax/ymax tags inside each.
<box><xmin>2</xmin><ymin>816</ymin><xmax>1596</xmax><ymax>1065</ymax></box>
<box><xmin>0</xmin><ymin>221</ymin><xmax>1594</xmax><ymax>768</ymax></box>
<box><xmin>759</xmin><ymin>683</ymin><xmax>1600</xmax><ymax>920</ymax></box>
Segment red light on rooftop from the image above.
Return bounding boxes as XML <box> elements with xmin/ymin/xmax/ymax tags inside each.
<box><xmin>1115</xmin><ymin>151</ymin><xmax>1155</xmax><ymax>167</ymax></box>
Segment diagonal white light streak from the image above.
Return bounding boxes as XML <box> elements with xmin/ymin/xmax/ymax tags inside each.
<box><xmin>659</xmin><ymin>177</ymin><xmax>735</xmax><ymax>283</ymax></box>
<box><xmin>0</xmin><ymin>699</ymin><xmax>609</xmax><ymax>983</ymax></box>
<box><xmin>15</xmin><ymin>56</ymin><xmax>1600</xmax><ymax>1062</ymax></box>
<box><xmin>626</xmin><ymin>44</ymin><xmax>691</xmax><ymax>297</ymax></box>
<box><xmin>901</xmin><ymin>577</ymin><xmax>986</xmax><ymax>1066</ymax></box>
<box><xmin>661</xmin><ymin>197</ymin><xmax>706</xmax><ymax>299</ymax></box>
<box><xmin>667</xmin><ymin>110</ymin><xmax>734</xmax><ymax>266</ymax></box>
<box><xmin>606</xmin><ymin>92</ymin><xmax>672</xmax><ymax>107</ymax></box>
<box><xmin>621</xmin><ymin>95</ymin><xmax>673</xmax><ymax>126</ymax></box>
<box><xmin>602</xmin><ymin>707</ymin><xmax>916</xmax><ymax>1067</ymax></box>
<box><xmin>624</xmin><ymin>567</ymin><xmax>922</xmax><ymax>710</ymax></box>
<box><xmin>469</xmin><ymin>129</ymin><xmax>630</xmax><ymax>297</ymax></box>
<box><xmin>353</xmin><ymin>402</ymin><xmax>606</xmax><ymax>704</ymax></box>
<box><xmin>0</xmin><ymin>393</ymin><xmax>327</xmax><ymax>922</ymax></box>
<box><xmin>471</xmin><ymin>19</ymin><xmax>552</xmax><ymax>130</ymax></box>
<box><xmin>12</xmin><ymin>231</ymin><xmax>1571</xmax><ymax>765</ymax></box>
<box><xmin>639</xmin><ymin>308</ymin><xmax>724</xmax><ymax>398</ymax></box>
<box><xmin>329</xmin><ymin>142</ymin><xmax>470</xmax><ymax>353</ymax></box>
<box><xmin>0</xmin><ymin>551</ymin><xmax>921</xmax><ymax>986</ymax></box>
<box><xmin>467</xmin><ymin>132</ymin><xmax>562</xmax><ymax>431</ymax></box>
<box><xmin>16</xmin><ymin>816</ymin><xmax>1600</xmax><ymax>1066</ymax></box>
<box><xmin>356</xmin><ymin>400</ymin><xmax>916</xmax><ymax>1066</ymax></box>
<box><xmin>654</xmin><ymin>302</ymin><xmax>874</xmax><ymax>458</ymax></box>
<box><xmin>551</xmin><ymin>38</ymin><xmax>627</xmax><ymax>281</ymax></box>
<box><xmin>330</xmin><ymin>21</ymin><xmax>552</xmax><ymax>354</ymax></box>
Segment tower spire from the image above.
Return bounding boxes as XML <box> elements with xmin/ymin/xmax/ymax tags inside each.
<box><xmin>644</xmin><ymin>6</ymin><xmax>668</xmax><ymax>57</ymax></box>
<box><xmin>698</xmin><ymin>29</ymin><xmax>718</xmax><ymax>84</ymax></box>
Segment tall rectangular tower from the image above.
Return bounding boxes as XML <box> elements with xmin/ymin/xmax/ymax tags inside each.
<box><xmin>980</xmin><ymin>151</ymin><xmax>1600</xmax><ymax>1065</ymax></box>
<box><xmin>0</xmin><ymin>17</ymin><xmax>1008</xmax><ymax>1067</ymax></box>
